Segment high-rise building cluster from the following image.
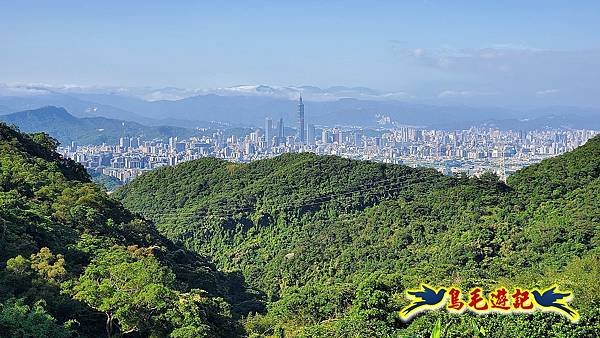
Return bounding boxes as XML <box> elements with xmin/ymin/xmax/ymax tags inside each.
<box><xmin>58</xmin><ymin>97</ymin><xmax>599</xmax><ymax>183</ymax></box>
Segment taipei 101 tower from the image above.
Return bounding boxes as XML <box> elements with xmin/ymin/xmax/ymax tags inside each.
<box><xmin>297</xmin><ymin>95</ymin><xmax>305</xmax><ymax>143</ymax></box>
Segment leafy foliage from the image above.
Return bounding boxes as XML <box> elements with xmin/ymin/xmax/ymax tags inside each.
<box><xmin>0</xmin><ymin>122</ymin><xmax>258</xmax><ymax>337</ymax></box>
<box><xmin>116</xmin><ymin>136</ymin><xmax>600</xmax><ymax>337</ymax></box>
<box><xmin>89</xmin><ymin>171</ymin><xmax>123</xmax><ymax>192</ymax></box>
<box><xmin>0</xmin><ymin>298</ymin><xmax>72</xmax><ymax>338</ymax></box>
<box><xmin>2</xmin><ymin>118</ymin><xmax>599</xmax><ymax>337</ymax></box>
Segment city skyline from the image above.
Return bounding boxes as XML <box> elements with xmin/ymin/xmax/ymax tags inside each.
<box><xmin>61</xmin><ymin>115</ymin><xmax>599</xmax><ymax>184</ymax></box>
<box><xmin>1</xmin><ymin>3</ymin><xmax>598</xmax><ymax>337</ymax></box>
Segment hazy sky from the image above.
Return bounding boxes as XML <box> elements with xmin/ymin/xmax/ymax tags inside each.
<box><xmin>1</xmin><ymin>1</ymin><xmax>599</xmax><ymax>106</ymax></box>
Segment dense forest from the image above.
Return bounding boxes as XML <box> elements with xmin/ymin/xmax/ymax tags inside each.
<box><xmin>1</xmin><ymin>119</ymin><xmax>599</xmax><ymax>337</ymax></box>
<box><xmin>0</xmin><ymin>123</ymin><xmax>263</xmax><ymax>337</ymax></box>
<box><xmin>89</xmin><ymin>171</ymin><xmax>123</xmax><ymax>192</ymax></box>
<box><xmin>115</xmin><ymin>136</ymin><xmax>600</xmax><ymax>337</ymax></box>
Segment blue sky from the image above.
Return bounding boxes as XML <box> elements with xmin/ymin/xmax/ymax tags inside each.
<box><xmin>1</xmin><ymin>1</ymin><xmax>599</xmax><ymax>106</ymax></box>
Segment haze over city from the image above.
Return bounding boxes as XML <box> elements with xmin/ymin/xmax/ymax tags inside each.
<box><xmin>1</xmin><ymin>2</ymin><xmax>599</xmax><ymax>337</ymax></box>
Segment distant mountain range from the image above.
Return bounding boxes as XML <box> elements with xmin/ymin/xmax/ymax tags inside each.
<box><xmin>0</xmin><ymin>106</ymin><xmax>196</xmax><ymax>145</ymax></box>
<box><xmin>1</xmin><ymin>83</ymin><xmax>599</xmax><ymax>130</ymax></box>
<box><xmin>0</xmin><ymin>83</ymin><xmax>409</xmax><ymax>102</ymax></box>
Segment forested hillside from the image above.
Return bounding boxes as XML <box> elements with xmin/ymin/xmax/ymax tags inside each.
<box><xmin>508</xmin><ymin>135</ymin><xmax>600</xmax><ymax>204</ymax></box>
<box><xmin>89</xmin><ymin>171</ymin><xmax>123</xmax><ymax>192</ymax></box>
<box><xmin>116</xmin><ymin>138</ymin><xmax>600</xmax><ymax>337</ymax></box>
<box><xmin>0</xmin><ymin>123</ymin><xmax>262</xmax><ymax>337</ymax></box>
<box><xmin>2</xmin><ymin>118</ymin><xmax>598</xmax><ymax>337</ymax></box>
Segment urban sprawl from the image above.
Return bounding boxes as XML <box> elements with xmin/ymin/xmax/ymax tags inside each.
<box><xmin>59</xmin><ymin>97</ymin><xmax>599</xmax><ymax>183</ymax></box>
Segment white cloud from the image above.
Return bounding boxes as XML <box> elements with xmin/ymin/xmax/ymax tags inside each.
<box><xmin>0</xmin><ymin>83</ymin><xmax>52</xmax><ymax>96</ymax></box>
<box><xmin>390</xmin><ymin>43</ymin><xmax>600</xmax><ymax>105</ymax></box>
<box><xmin>535</xmin><ymin>89</ymin><xmax>559</xmax><ymax>96</ymax></box>
<box><xmin>0</xmin><ymin>82</ymin><xmax>414</xmax><ymax>102</ymax></box>
<box><xmin>394</xmin><ymin>44</ymin><xmax>551</xmax><ymax>74</ymax></box>
<box><xmin>438</xmin><ymin>90</ymin><xmax>500</xmax><ymax>98</ymax></box>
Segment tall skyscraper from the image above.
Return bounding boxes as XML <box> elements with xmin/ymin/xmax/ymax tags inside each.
<box><xmin>265</xmin><ymin>117</ymin><xmax>273</xmax><ymax>148</ymax></box>
<box><xmin>307</xmin><ymin>124</ymin><xmax>316</xmax><ymax>146</ymax></box>
<box><xmin>322</xmin><ymin>129</ymin><xmax>330</xmax><ymax>143</ymax></box>
<box><xmin>277</xmin><ymin>118</ymin><xmax>284</xmax><ymax>145</ymax></box>
<box><xmin>354</xmin><ymin>131</ymin><xmax>362</xmax><ymax>146</ymax></box>
<box><xmin>297</xmin><ymin>95</ymin><xmax>305</xmax><ymax>143</ymax></box>
<box><xmin>130</xmin><ymin>137</ymin><xmax>139</xmax><ymax>149</ymax></box>
<box><xmin>119</xmin><ymin>137</ymin><xmax>130</xmax><ymax>148</ymax></box>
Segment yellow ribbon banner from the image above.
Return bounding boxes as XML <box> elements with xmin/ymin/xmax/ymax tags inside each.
<box><xmin>400</xmin><ymin>284</ymin><xmax>579</xmax><ymax>322</ymax></box>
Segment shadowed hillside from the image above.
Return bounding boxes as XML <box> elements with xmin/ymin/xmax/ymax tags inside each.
<box><xmin>0</xmin><ymin>123</ymin><xmax>262</xmax><ymax>337</ymax></box>
<box><xmin>115</xmin><ymin>137</ymin><xmax>600</xmax><ymax>337</ymax></box>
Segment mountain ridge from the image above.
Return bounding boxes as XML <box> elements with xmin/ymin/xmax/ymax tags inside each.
<box><xmin>0</xmin><ymin>106</ymin><xmax>197</xmax><ymax>145</ymax></box>
<box><xmin>3</xmin><ymin>85</ymin><xmax>600</xmax><ymax>129</ymax></box>
<box><xmin>0</xmin><ymin>122</ymin><xmax>262</xmax><ymax>337</ymax></box>
<box><xmin>115</xmin><ymin>136</ymin><xmax>600</xmax><ymax>336</ymax></box>
<box><xmin>1</xmin><ymin>118</ymin><xmax>598</xmax><ymax>336</ymax></box>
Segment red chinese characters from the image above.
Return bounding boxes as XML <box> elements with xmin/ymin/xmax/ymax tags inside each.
<box><xmin>467</xmin><ymin>287</ymin><xmax>489</xmax><ymax>311</ymax></box>
<box><xmin>447</xmin><ymin>288</ymin><xmax>465</xmax><ymax>311</ymax></box>
<box><xmin>512</xmin><ymin>288</ymin><xmax>534</xmax><ymax>310</ymax></box>
<box><xmin>400</xmin><ymin>284</ymin><xmax>578</xmax><ymax>323</ymax></box>
<box><xmin>490</xmin><ymin>288</ymin><xmax>511</xmax><ymax>311</ymax></box>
